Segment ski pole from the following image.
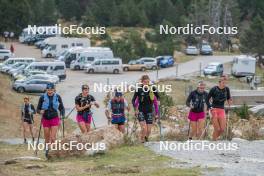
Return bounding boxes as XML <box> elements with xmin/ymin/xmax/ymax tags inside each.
<box><xmin>65</xmin><ymin>107</ymin><xmax>75</xmax><ymax>119</ymax></box>
<box><xmin>199</xmin><ymin>111</ymin><xmax>212</xmax><ymax>140</ymax></box>
<box><xmin>126</xmin><ymin>112</ymin><xmax>129</xmax><ymax>136</ymax></box>
<box><xmin>35</xmin><ymin>116</ymin><xmax>42</xmax><ymax>156</ymax></box>
<box><xmin>225</xmin><ymin>109</ymin><xmax>230</xmax><ymax>140</ymax></box>
<box><xmin>92</xmin><ymin>117</ymin><xmax>96</xmax><ymax>129</ymax></box>
<box><xmin>62</xmin><ymin>116</ymin><xmax>65</xmax><ymax>138</ymax></box>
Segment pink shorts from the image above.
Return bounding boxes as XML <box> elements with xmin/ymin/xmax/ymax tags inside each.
<box><xmin>42</xmin><ymin>117</ymin><xmax>60</xmax><ymax>128</ymax></box>
<box><xmin>211</xmin><ymin>108</ymin><xmax>225</xmax><ymax>119</ymax></box>
<box><xmin>76</xmin><ymin>114</ymin><xmax>92</xmax><ymax>124</ymax></box>
<box><xmin>188</xmin><ymin>111</ymin><xmax>205</xmax><ymax>122</ymax></box>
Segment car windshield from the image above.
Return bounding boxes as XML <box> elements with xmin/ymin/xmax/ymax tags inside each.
<box><xmin>128</xmin><ymin>60</ymin><xmax>136</xmax><ymax>64</ymax></box>
<box><xmin>202</xmin><ymin>45</ymin><xmax>211</xmax><ymax>49</ymax></box>
<box><xmin>11</xmin><ymin>63</ymin><xmax>22</xmax><ymax>68</ymax></box>
<box><xmin>207</xmin><ymin>65</ymin><xmax>217</xmax><ymax>69</ymax></box>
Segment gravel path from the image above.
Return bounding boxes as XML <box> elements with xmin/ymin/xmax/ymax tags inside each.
<box><xmin>146</xmin><ymin>138</ymin><xmax>264</xmax><ymax>176</ymax></box>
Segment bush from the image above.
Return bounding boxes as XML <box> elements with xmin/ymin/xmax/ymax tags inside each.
<box><xmin>234</xmin><ymin>104</ymin><xmax>250</xmax><ymax>120</ymax></box>
<box><xmin>159</xmin><ymin>92</ymin><xmax>174</xmax><ymax>119</ymax></box>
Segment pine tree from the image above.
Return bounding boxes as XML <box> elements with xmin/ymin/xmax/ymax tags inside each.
<box><xmin>240</xmin><ymin>15</ymin><xmax>264</xmax><ymax>65</ymax></box>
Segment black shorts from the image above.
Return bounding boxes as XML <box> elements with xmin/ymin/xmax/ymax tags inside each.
<box><xmin>23</xmin><ymin>119</ymin><xmax>33</xmax><ymax>124</ymax></box>
<box><xmin>138</xmin><ymin>112</ymin><xmax>153</xmax><ymax>124</ymax></box>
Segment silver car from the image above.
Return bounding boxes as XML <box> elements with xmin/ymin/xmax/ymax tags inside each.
<box><xmin>8</xmin><ymin>63</ymin><xmax>28</xmax><ymax>75</ymax></box>
<box><xmin>137</xmin><ymin>57</ymin><xmax>158</xmax><ymax>70</ymax></box>
<box><xmin>13</xmin><ymin>79</ymin><xmax>53</xmax><ymax>93</ymax></box>
<box><xmin>14</xmin><ymin>70</ymin><xmax>47</xmax><ymax>81</ymax></box>
<box><xmin>16</xmin><ymin>74</ymin><xmax>60</xmax><ymax>84</ymax></box>
<box><xmin>185</xmin><ymin>46</ymin><xmax>199</xmax><ymax>55</ymax></box>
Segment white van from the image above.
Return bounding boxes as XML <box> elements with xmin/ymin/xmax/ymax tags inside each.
<box><xmin>232</xmin><ymin>55</ymin><xmax>256</xmax><ymax>77</ymax></box>
<box><xmin>70</xmin><ymin>48</ymin><xmax>114</xmax><ymax>70</ymax></box>
<box><xmin>0</xmin><ymin>57</ymin><xmax>35</xmax><ymax>68</ymax></box>
<box><xmin>0</xmin><ymin>49</ymin><xmax>12</xmax><ymax>60</ymax></box>
<box><xmin>42</xmin><ymin>37</ymin><xmax>90</xmax><ymax>58</ymax></box>
<box><xmin>85</xmin><ymin>58</ymin><xmax>122</xmax><ymax>74</ymax></box>
<box><xmin>25</xmin><ymin>61</ymin><xmax>66</xmax><ymax>80</ymax></box>
<box><xmin>19</xmin><ymin>26</ymin><xmax>59</xmax><ymax>43</ymax></box>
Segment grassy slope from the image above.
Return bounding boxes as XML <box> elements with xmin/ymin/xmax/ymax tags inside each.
<box><xmin>0</xmin><ymin>143</ymin><xmax>200</xmax><ymax>176</ymax></box>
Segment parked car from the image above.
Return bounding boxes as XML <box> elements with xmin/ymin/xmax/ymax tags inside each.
<box><xmin>156</xmin><ymin>56</ymin><xmax>174</xmax><ymax>68</ymax></box>
<box><xmin>25</xmin><ymin>61</ymin><xmax>66</xmax><ymax>80</ymax></box>
<box><xmin>1</xmin><ymin>62</ymin><xmax>27</xmax><ymax>73</ymax></box>
<box><xmin>203</xmin><ymin>62</ymin><xmax>223</xmax><ymax>76</ymax></box>
<box><xmin>85</xmin><ymin>58</ymin><xmax>122</xmax><ymax>74</ymax></box>
<box><xmin>16</xmin><ymin>74</ymin><xmax>60</xmax><ymax>84</ymax></box>
<box><xmin>0</xmin><ymin>57</ymin><xmax>35</xmax><ymax>69</ymax></box>
<box><xmin>200</xmin><ymin>45</ymin><xmax>213</xmax><ymax>55</ymax></box>
<box><xmin>137</xmin><ymin>57</ymin><xmax>157</xmax><ymax>70</ymax></box>
<box><xmin>14</xmin><ymin>70</ymin><xmax>47</xmax><ymax>81</ymax></box>
<box><xmin>0</xmin><ymin>43</ymin><xmax>5</xmax><ymax>49</ymax></box>
<box><xmin>123</xmin><ymin>60</ymin><xmax>146</xmax><ymax>71</ymax></box>
<box><xmin>7</xmin><ymin>62</ymin><xmax>29</xmax><ymax>75</ymax></box>
<box><xmin>13</xmin><ymin>79</ymin><xmax>53</xmax><ymax>93</ymax></box>
<box><xmin>185</xmin><ymin>46</ymin><xmax>199</xmax><ymax>55</ymax></box>
<box><xmin>0</xmin><ymin>49</ymin><xmax>12</xmax><ymax>61</ymax></box>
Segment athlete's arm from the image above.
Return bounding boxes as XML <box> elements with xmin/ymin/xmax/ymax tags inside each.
<box><xmin>91</xmin><ymin>96</ymin><xmax>99</xmax><ymax>108</ymax></box>
<box><xmin>132</xmin><ymin>91</ymin><xmax>139</xmax><ymax>115</ymax></box>
<box><xmin>31</xmin><ymin>104</ymin><xmax>36</xmax><ymax>114</ymax></box>
<box><xmin>207</xmin><ymin>88</ymin><xmax>214</xmax><ymax>109</ymax></box>
<box><xmin>186</xmin><ymin>92</ymin><xmax>192</xmax><ymax>107</ymax></box>
<box><xmin>37</xmin><ymin>95</ymin><xmax>44</xmax><ymax>114</ymax></box>
<box><xmin>58</xmin><ymin>95</ymin><xmax>65</xmax><ymax>116</ymax></box>
<box><xmin>226</xmin><ymin>87</ymin><xmax>232</xmax><ymax>106</ymax></box>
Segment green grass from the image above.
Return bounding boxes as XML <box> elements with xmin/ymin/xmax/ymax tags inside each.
<box><xmin>176</xmin><ymin>55</ymin><xmax>195</xmax><ymax>63</ymax></box>
<box><xmin>0</xmin><ymin>143</ymin><xmax>201</xmax><ymax>176</ymax></box>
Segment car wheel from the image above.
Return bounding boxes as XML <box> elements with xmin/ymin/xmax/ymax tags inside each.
<box><xmin>151</xmin><ymin>66</ymin><xmax>157</xmax><ymax>70</ymax></box>
<box><xmin>141</xmin><ymin>67</ymin><xmax>146</xmax><ymax>71</ymax></box>
<box><xmin>47</xmin><ymin>54</ymin><xmax>52</xmax><ymax>58</ymax></box>
<box><xmin>123</xmin><ymin>67</ymin><xmax>129</xmax><ymax>71</ymax></box>
<box><xmin>74</xmin><ymin>66</ymin><xmax>80</xmax><ymax>70</ymax></box>
<box><xmin>17</xmin><ymin>87</ymin><xmax>25</xmax><ymax>93</ymax></box>
<box><xmin>88</xmin><ymin>69</ymin><xmax>94</xmax><ymax>73</ymax></box>
<box><xmin>113</xmin><ymin>69</ymin><xmax>119</xmax><ymax>74</ymax></box>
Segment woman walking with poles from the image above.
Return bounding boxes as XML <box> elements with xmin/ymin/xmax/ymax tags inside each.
<box><xmin>21</xmin><ymin>96</ymin><xmax>36</xmax><ymax>144</ymax></box>
<box><xmin>207</xmin><ymin>76</ymin><xmax>232</xmax><ymax>140</ymax></box>
<box><xmin>105</xmin><ymin>91</ymin><xmax>130</xmax><ymax>133</ymax></box>
<box><xmin>132</xmin><ymin>75</ymin><xmax>159</xmax><ymax>143</ymax></box>
<box><xmin>75</xmin><ymin>84</ymin><xmax>99</xmax><ymax>133</ymax></box>
<box><xmin>37</xmin><ymin>83</ymin><xmax>65</xmax><ymax>155</ymax></box>
<box><xmin>186</xmin><ymin>81</ymin><xmax>210</xmax><ymax>140</ymax></box>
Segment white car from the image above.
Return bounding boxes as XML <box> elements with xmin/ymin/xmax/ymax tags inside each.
<box><xmin>85</xmin><ymin>58</ymin><xmax>122</xmax><ymax>74</ymax></box>
<box><xmin>185</xmin><ymin>46</ymin><xmax>199</xmax><ymax>55</ymax></box>
<box><xmin>0</xmin><ymin>49</ymin><xmax>12</xmax><ymax>60</ymax></box>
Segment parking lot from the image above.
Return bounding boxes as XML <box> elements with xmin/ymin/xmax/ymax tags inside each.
<box><xmin>2</xmin><ymin>41</ymin><xmax>234</xmax><ymax>126</ymax></box>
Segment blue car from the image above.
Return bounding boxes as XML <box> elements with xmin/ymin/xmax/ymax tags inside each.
<box><xmin>156</xmin><ymin>56</ymin><xmax>174</xmax><ymax>68</ymax></box>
